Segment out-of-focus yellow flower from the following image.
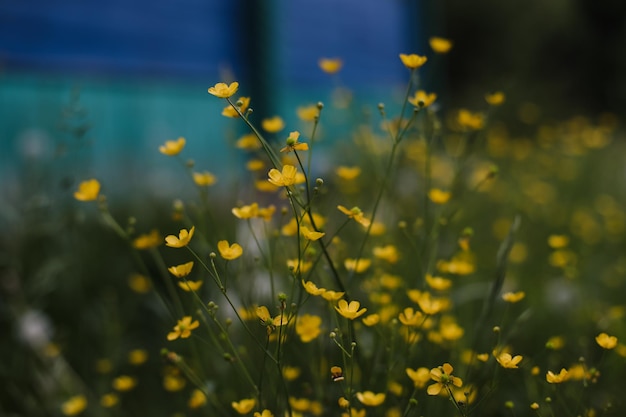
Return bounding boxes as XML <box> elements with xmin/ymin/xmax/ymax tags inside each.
<box><xmin>427</xmin><ymin>363</ymin><xmax>462</xmax><ymax>395</ymax></box>
<box><xmin>258</xmin><ymin>205</ymin><xmax>276</xmax><ymax>221</ymax></box>
<box><xmin>546</xmin><ymin>335</ymin><xmax>565</xmax><ymax>350</ymax></box>
<box><xmin>256</xmin><ymin>306</ymin><xmax>287</xmax><ymax>328</ymax></box>
<box><xmin>74</xmin><ymin>179</ymin><xmax>101</xmax><ymax>201</ymax></box>
<box><xmin>193</xmin><ymin>171</ymin><xmax>217</xmax><ymax>187</ymax></box>
<box><xmin>319</xmin><ymin>58</ymin><xmax>343</xmax><ymax>74</ymax></box>
<box><xmin>596</xmin><ymin>332</ymin><xmax>618</xmax><ymax>349</ymax></box>
<box><xmin>208</xmin><ymin>82</ymin><xmax>239</xmax><ymax>98</ymax></box>
<box><xmin>336</xmin><ymin>166</ymin><xmax>361</xmax><ymax>180</ymax></box>
<box><xmin>268</xmin><ymin>165</ymin><xmax>297</xmax><ymax>187</ymax></box>
<box><xmin>337</xmin><ymin>205</ymin><xmax>371</xmax><ymax>227</ymax></box>
<box><xmin>356</xmin><ymin>391</ymin><xmax>386</xmax><ymax>406</ymax></box>
<box><xmin>458</xmin><ymin>109</ymin><xmax>484</xmax><ymax>130</ymax></box>
<box><xmin>163</xmin><ymin>370</ymin><xmax>186</xmax><ymax>391</ymax></box>
<box><xmin>128</xmin><ymin>274</ymin><xmax>151</xmax><ymax>294</ymax></box>
<box><xmin>217</xmin><ymin>240</ymin><xmax>243</xmax><ymax>260</ymax></box>
<box><xmin>236</xmin><ymin>133</ymin><xmax>261</xmax><ymax>150</ymax></box>
<box><xmin>302</xmin><ymin>280</ymin><xmax>326</xmax><ymax>296</ymax></box>
<box><xmin>409</xmin><ymin>90</ymin><xmax>437</xmax><ymax>108</ymax></box>
<box><xmin>280</xmin><ymin>131</ymin><xmax>309</xmax><ymax>153</ymax></box>
<box><xmin>100</xmin><ymin>393</ymin><xmax>118</xmax><ymax>408</ymax></box>
<box><xmin>338</xmin><ymin>396</ymin><xmax>350</xmax><ymax>408</ymax></box>
<box><xmin>112</xmin><ymin>375</ymin><xmax>137</xmax><ymax>392</ymax></box>
<box><xmin>425</xmin><ymin>274</ymin><xmax>452</xmax><ymax>291</ymax></box>
<box><xmin>61</xmin><ymin>395</ymin><xmax>87</xmax><ymax>416</ymax></box>
<box><xmin>300</xmin><ymin>226</ymin><xmax>325</xmax><ymax>241</ymax></box>
<box><xmin>159</xmin><ymin>137</ymin><xmax>186</xmax><ymax>156</ymax></box>
<box><xmin>399</xmin><ymin>53</ymin><xmax>428</xmax><ymax>69</ymax></box>
<box><xmin>297</xmin><ymin>104</ymin><xmax>319</xmax><ymax>121</ymax></box>
<box><xmin>546</xmin><ymin>368</ymin><xmax>569</xmax><ymax>383</ymax></box>
<box><xmin>344</xmin><ymin>258</ymin><xmax>371</xmax><ymax>273</ymax></box>
<box><xmin>261</xmin><ymin>116</ymin><xmax>285</xmax><ymax>133</ymax></box>
<box><xmin>132</xmin><ymin>229</ymin><xmax>161</xmax><ymax>249</ymax></box>
<box><xmin>408</xmin><ymin>290</ymin><xmax>447</xmax><ymax>315</ymax></box>
<box><xmin>177</xmin><ymin>280</ymin><xmax>203</xmax><ymax>292</ymax></box>
<box><xmin>398</xmin><ymin>307</ymin><xmax>424</xmax><ymax>326</ymax></box>
<box><xmin>548</xmin><ymin>234</ymin><xmax>570</xmax><ymax>248</ymax></box>
<box><xmin>165</xmin><ymin>227</ymin><xmax>195</xmax><ymax>248</ymax></box>
<box><xmin>362</xmin><ymin>314</ymin><xmax>380</xmax><ymax>327</ymax></box>
<box><xmin>127</xmin><ymin>349</ymin><xmax>148</xmax><ymax>365</ymax></box>
<box><xmin>296</xmin><ymin>314</ymin><xmax>322</xmax><ymax>342</ymax></box>
<box><xmin>485</xmin><ymin>91</ymin><xmax>505</xmax><ymax>106</ymax></box>
<box><xmin>232</xmin><ymin>203</ymin><xmax>259</xmax><ymax>219</ymax></box>
<box><xmin>232</xmin><ymin>398</ymin><xmax>256</xmax><ymax>415</ymax></box>
<box><xmin>496</xmin><ymin>352</ymin><xmax>523</xmax><ymax>369</ymax></box>
<box><xmin>246</xmin><ymin>159</ymin><xmax>265</xmax><ymax>171</ymax></box>
<box><xmin>429</xmin><ymin>37</ymin><xmax>453</xmax><ymax>53</ymax></box>
<box><xmin>335</xmin><ymin>299</ymin><xmax>367</xmax><ymax>320</ymax></box>
<box><xmin>406</xmin><ymin>367</ymin><xmax>431</xmax><ymax>388</ymax></box>
<box><xmin>167</xmin><ymin>316</ymin><xmax>199</xmax><ymax>341</ymax></box>
<box><xmin>502</xmin><ymin>291</ymin><xmax>525</xmax><ymax>303</ymax></box>
<box><xmin>222</xmin><ymin>96</ymin><xmax>250</xmax><ymax>117</ymax></box>
<box><xmin>254</xmin><ymin>410</ymin><xmax>274</xmax><ymax>417</ymax></box>
<box><xmin>428</xmin><ymin>188</ymin><xmax>451</xmax><ymax>204</ymax></box>
<box><xmin>282</xmin><ymin>366</ymin><xmax>301</xmax><ymax>381</ymax></box>
<box><xmin>188</xmin><ymin>389</ymin><xmax>207</xmax><ymax>409</ymax></box>
<box><xmin>167</xmin><ymin>261</ymin><xmax>194</xmax><ymax>278</ymax></box>
<box><xmin>288</xmin><ymin>259</ymin><xmax>312</xmax><ymax>274</ymax></box>
<box><xmin>321</xmin><ymin>290</ymin><xmax>345</xmax><ymax>301</ymax></box>
<box><xmin>373</xmin><ymin>245</ymin><xmax>399</xmax><ymax>264</ymax></box>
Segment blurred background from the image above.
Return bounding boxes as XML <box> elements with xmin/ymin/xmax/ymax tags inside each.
<box><xmin>2</xmin><ymin>0</ymin><xmax>625</xmax><ymax>195</ymax></box>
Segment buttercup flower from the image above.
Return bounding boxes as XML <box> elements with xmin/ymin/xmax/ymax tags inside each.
<box><xmin>300</xmin><ymin>226</ymin><xmax>325</xmax><ymax>241</ymax></box>
<box><xmin>231</xmin><ymin>398</ymin><xmax>256</xmax><ymax>414</ymax></box>
<box><xmin>61</xmin><ymin>395</ymin><xmax>87</xmax><ymax>416</ymax></box>
<box><xmin>344</xmin><ymin>258</ymin><xmax>371</xmax><ymax>273</ymax></box>
<box><xmin>288</xmin><ymin>259</ymin><xmax>312</xmax><ymax>274</ymax></box>
<box><xmin>502</xmin><ymin>291</ymin><xmax>526</xmax><ymax>303</ymax></box>
<box><xmin>356</xmin><ymin>391</ymin><xmax>386</xmax><ymax>406</ymax></box>
<box><xmin>232</xmin><ymin>203</ymin><xmax>259</xmax><ymax>219</ymax></box>
<box><xmin>428</xmin><ymin>188</ymin><xmax>451</xmax><ymax>204</ymax></box>
<box><xmin>256</xmin><ymin>306</ymin><xmax>287</xmax><ymax>328</ymax></box>
<box><xmin>112</xmin><ymin>375</ymin><xmax>137</xmax><ymax>392</ymax></box>
<box><xmin>159</xmin><ymin>137</ymin><xmax>186</xmax><ymax>156</ymax></box>
<box><xmin>425</xmin><ymin>274</ymin><xmax>452</xmax><ymax>291</ymax></box>
<box><xmin>132</xmin><ymin>229</ymin><xmax>161</xmax><ymax>249</ymax></box>
<box><xmin>167</xmin><ymin>261</ymin><xmax>194</xmax><ymax>278</ymax></box>
<box><xmin>128</xmin><ymin>349</ymin><xmax>148</xmax><ymax>365</ymax></box>
<box><xmin>336</xmin><ymin>166</ymin><xmax>361</xmax><ymax>180</ymax></box>
<box><xmin>548</xmin><ymin>234</ymin><xmax>569</xmax><ymax>248</ymax></box>
<box><xmin>295</xmin><ymin>314</ymin><xmax>322</xmax><ymax>342</ymax></box>
<box><xmin>192</xmin><ymin>171</ymin><xmax>217</xmax><ymax>187</ymax></box>
<box><xmin>237</xmin><ymin>133</ymin><xmax>262</xmax><ymax>150</ymax></box>
<box><xmin>188</xmin><ymin>389</ymin><xmax>207</xmax><ymax>409</ymax></box>
<box><xmin>297</xmin><ymin>104</ymin><xmax>319</xmax><ymax>121</ymax></box>
<box><xmin>261</xmin><ymin>116</ymin><xmax>285</xmax><ymax>133</ymax></box>
<box><xmin>373</xmin><ymin>245</ymin><xmax>399</xmax><ymax>263</ymax></box>
<box><xmin>457</xmin><ymin>109</ymin><xmax>484</xmax><ymax>130</ymax></box>
<box><xmin>406</xmin><ymin>367</ymin><xmax>431</xmax><ymax>388</ymax></box>
<box><xmin>302</xmin><ymin>280</ymin><xmax>326</xmax><ymax>296</ymax></box>
<box><xmin>429</xmin><ymin>36</ymin><xmax>453</xmax><ymax>53</ymax></box>
<box><xmin>496</xmin><ymin>352</ymin><xmax>523</xmax><ymax>369</ymax></box>
<box><xmin>100</xmin><ymin>393</ymin><xmax>118</xmax><ymax>408</ymax></box>
<box><xmin>254</xmin><ymin>410</ymin><xmax>274</xmax><ymax>417</ymax></box>
<box><xmin>362</xmin><ymin>314</ymin><xmax>380</xmax><ymax>327</ymax></box>
<box><xmin>337</xmin><ymin>205</ymin><xmax>371</xmax><ymax>227</ymax></box>
<box><xmin>427</xmin><ymin>363</ymin><xmax>463</xmax><ymax>395</ymax></box>
<box><xmin>546</xmin><ymin>368</ymin><xmax>569</xmax><ymax>383</ymax></box>
<box><xmin>398</xmin><ymin>307</ymin><xmax>424</xmax><ymax>326</ymax></box>
<box><xmin>280</xmin><ymin>131</ymin><xmax>309</xmax><ymax>153</ymax></box>
<box><xmin>596</xmin><ymin>332</ymin><xmax>618</xmax><ymax>349</ymax></box>
<box><xmin>319</xmin><ymin>58</ymin><xmax>343</xmax><ymax>74</ymax></box>
<box><xmin>408</xmin><ymin>90</ymin><xmax>437</xmax><ymax>108</ymax></box>
<box><xmin>222</xmin><ymin>96</ymin><xmax>250</xmax><ymax>117</ymax></box>
<box><xmin>268</xmin><ymin>165</ymin><xmax>297</xmax><ymax>187</ymax></box>
<box><xmin>74</xmin><ymin>179</ymin><xmax>101</xmax><ymax>201</ymax></box>
<box><xmin>335</xmin><ymin>299</ymin><xmax>367</xmax><ymax>320</ymax></box>
<box><xmin>399</xmin><ymin>53</ymin><xmax>428</xmax><ymax>69</ymax></box>
<box><xmin>217</xmin><ymin>240</ymin><xmax>243</xmax><ymax>260</ymax></box>
<box><xmin>165</xmin><ymin>227</ymin><xmax>195</xmax><ymax>248</ymax></box>
<box><xmin>208</xmin><ymin>82</ymin><xmax>239</xmax><ymax>98</ymax></box>
<box><xmin>177</xmin><ymin>280</ymin><xmax>203</xmax><ymax>292</ymax></box>
<box><xmin>485</xmin><ymin>91</ymin><xmax>505</xmax><ymax>106</ymax></box>
<box><xmin>321</xmin><ymin>290</ymin><xmax>345</xmax><ymax>302</ymax></box>
<box><xmin>167</xmin><ymin>316</ymin><xmax>200</xmax><ymax>341</ymax></box>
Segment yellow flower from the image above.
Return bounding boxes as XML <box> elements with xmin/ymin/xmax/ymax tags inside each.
<box><xmin>337</xmin><ymin>205</ymin><xmax>371</xmax><ymax>227</ymax></box>
<box><xmin>193</xmin><ymin>171</ymin><xmax>217</xmax><ymax>187</ymax></box>
<box><xmin>280</xmin><ymin>131</ymin><xmax>309</xmax><ymax>153</ymax></box>
<box><xmin>232</xmin><ymin>398</ymin><xmax>256</xmax><ymax>415</ymax></box>
<box><xmin>427</xmin><ymin>363</ymin><xmax>463</xmax><ymax>395</ymax></box>
<box><xmin>261</xmin><ymin>116</ymin><xmax>285</xmax><ymax>133</ymax></box>
<box><xmin>236</xmin><ymin>133</ymin><xmax>262</xmax><ymax>150</ymax></box>
<box><xmin>127</xmin><ymin>349</ymin><xmax>148</xmax><ymax>365</ymax></box>
<box><xmin>128</xmin><ymin>274</ymin><xmax>151</xmax><ymax>294</ymax></box>
<box><xmin>302</xmin><ymin>280</ymin><xmax>326</xmax><ymax>296</ymax></box>
<box><xmin>177</xmin><ymin>280</ymin><xmax>203</xmax><ymax>292</ymax></box>
<box><xmin>167</xmin><ymin>316</ymin><xmax>200</xmax><ymax>341</ymax></box>
<box><xmin>256</xmin><ymin>306</ymin><xmax>287</xmax><ymax>328</ymax></box>
<box><xmin>548</xmin><ymin>234</ymin><xmax>569</xmax><ymax>248</ymax></box>
<box><xmin>188</xmin><ymin>389</ymin><xmax>207</xmax><ymax>409</ymax></box>
<box><xmin>295</xmin><ymin>314</ymin><xmax>322</xmax><ymax>342</ymax></box>
<box><xmin>288</xmin><ymin>259</ymin><xmax>312</xmax><ymax>274</ymax></box>
<box><xmin>217</xmin><ymin>240</ymin><xmax>243</xmax><ymax>260</ymax></box>
<box><xmin>163</xmin><ymin>372</ymin><xmax>186</xmax><ymax>391</ymax></box>
<box><xmin>165</xmin><ymin>227</ymin><xmax>195</xmax><ymax>248</ymax></box>
<box><xmin>502</xmin><ymin>291</ymin><xmax>525</xmax><ymax>303</ymax></box>
<box><xmin>132</xmin><ymin>229</ymin><xmax>161</xmax><ymax>249</ymax></box>
<box><xmin>408</xmin><ymin>90</ymin><xmax>437</xmax><ymax>108</ymax></box>
<box><xmin>282</xmin><ymin>366</ymin><xmax>301</xmax><ymax>381</ymax></box>
<box><xmin>530</xmin><ymin>403</ymin><xmax>539</xmax><ymax>410</ymax></box>
<box><xmin>399</xmin><ymin>53</ymin><xmax>428</xmax><ymax>69</ymax></box>
<box><xmin>167</xmin><ymin>261</ymin><xmax>194</xmax><ymax>278</ymax></box>
<box><xmin>208</xmin><ymin>82</ymin><xmax>239</xmax><ymax>98</ymax></box>
<box><xmin>297</xmin><ymin>104</ymin><xmax>319</xmax><ymax>121</ymax></box>
<box><xmin>112</xmin><ymin>375</ymin><xmax>137</xmax><ymax>392</ymax></box>
<box><xmin>100</xmin><ymin>393</ymin><xmax>118</xmax><ymax>408</ymax></box>
<box><xmin>485</xmin><ymin>91</ymin><xmax>505</xmax><ymax>106</ymax></box>
<box><xmin>335</xmin><ymin>299</ymin><xmax>367</xmax><ymax>320</ymax></box>
<box><xmin>222</xmin><ymin>96</ymin><xmax>250</xmax><ymax>117</ymax></box>
<box><xmin>425</xmin><ymin>274</ymin><xmax>452</xmax><ymax>291</ymax></box>
<box><xmin>406</xmin><ymin>367</ymin><xmax>431</xmax><ymax>388</ymax></box>
<box><xmin>254</xmin><ymin>410</ymin><xmax>274</xmax><ymax>417</ymax></box>
<box><xmin>338</xmin><ymin>396</ymin><xmax>350</xmax><ymax>408</ymax></box>
<box><xmin>159</xmin><ymin>137</ymin><xmax>186</xmax><ymax>156</ymax></box>
<box><xmin>457</xmin><ymin>109</ymin><xmax>484</xmax><ymax>130</ymax></box>
<box><xmin>319</xmin><ymin>58</ymin><xmax>343</xmax><ymax>74</ymax></box>
<box><xmin>258</xmin><ymin>205</ymin><xmax>276</xmax><ymax>221</ymax></box>
<box><xmin>268</xmin><ymin>164</ymin><xmax>297</xmax><ymax>187</ymax></box>
<box><xmin>356</xmin><ymin>391</ymin><xmax>386</xmax><ymax>406</ymax></box>
<box><xmin>595</xmin><ymin>332</ymin><xmax>618</xmax><ymax>349</ymax></box>
<box><xmin>408</xmin><ymin>290</ymin><xmax>447</xmax><ymax>315</ymax></box>
<box><xmin>362</xmin><ymin>314</ymin><xmax>380</xmax><ymax>327</ymax></box>
<box><xmin>398</xmin><ymin>307</ymin><xmax>424</xmax><ymax>326</ymax></box>
<box><xmin>232</xmin><ymin>203</ymin><xmax>259</xmax><ymax>219</ymax></box>
<box><xmin>336</xmin><ymin>166</ymin><xmax>361</xmax><ymax>180</ymax></box>
<box><xmin>74</xmin><ymin>179</ymin><xmax>101</xmax><ymax>201</ymax></box>
<box><xmin>321</xmin><ymin>290</ymin><xmax>345</xmax><ymax>301</ymax></box>
<box><xmin>373</xmin><ymin>245</ymin><xmax>399</xmax><ymax>263</ymax></box>
<box><xmin>429</xmin><ymin>36</ymin><xmax>453</xmax><ymax>53</ymax></box>
<box><xmin>300</xmin><ymin>226</ymin><xmax>325</xmax><ymax>241</ymax></box>
<box><xmin>344</xmin><ymin>258</ymin><xmax>371</xmax><ymax>273</ymax></box>
<box><xmin>546</xmin><ymin>368</ymin><xmax>569</xmax><ymax>383</ymax></box>
<box><xmin>496</xmin><ymin>352</ymin><xmax>523</xmax><ymax>369</ymax></box>
<box><xmin>61</xmin><ymin>395</ymin><xmax>87</xmax><ymax>416</ymax></box>
<box><xmin>428</xmin><ymin>188</ymin><xmax>451</xmax><ymax>204</ymax></box>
